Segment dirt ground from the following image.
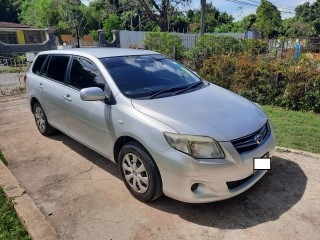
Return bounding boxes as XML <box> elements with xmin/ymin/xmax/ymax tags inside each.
<box><xmin>0</xmin><ymin>94</ymin><xmax>319</xmax><ymax>240</ymax></box>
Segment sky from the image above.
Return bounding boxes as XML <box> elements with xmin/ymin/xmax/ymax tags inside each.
<box><xmin>81</xmin><ymin>0</ymin><xmax>318</xmax><ymax>21</ymax></box>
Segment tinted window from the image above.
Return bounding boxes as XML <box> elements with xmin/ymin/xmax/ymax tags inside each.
<box><xmin>46</xmin><ymin>55</ymin><xmax>70</xmax><ymax>83</ymax></box>
<box><xmin>32</xmin><ymin>55</ymin><xmax>47</xmax><ymax>75</ymax></box>
<box><xmin>69</xmin><ymin>57</ymin><xmax>105</xmax><ymax>90</ymax></box>
<box><xmin>101</xmin><ymin>55</ymin><xmax>201</xmax><ymax>99</ymax></box>
<box><xmin>40</xmin><ymin>55</ymin><xmax>50</xmax><ymax>76</ymax></box>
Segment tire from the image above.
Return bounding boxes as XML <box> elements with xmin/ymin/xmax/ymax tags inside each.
<box><xmin>119</xmin><ymin>141</ymin><xmax>163</xmax><ymax>202</ymax></box>
<box><xmin>33</xmin><ymin>102</ymin><xmax>56</xmax><ymax>136</ymax></box>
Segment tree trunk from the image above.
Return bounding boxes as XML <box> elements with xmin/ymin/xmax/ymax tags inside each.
<box><xmin>160</xmin><ymin>0</ymin><xmax>169</xmax><ymax>32</ymax></box>
<box><xmin>200</xmin><ymin>0</ymin><xmax>206</xmax><ymax>36</ymax></box>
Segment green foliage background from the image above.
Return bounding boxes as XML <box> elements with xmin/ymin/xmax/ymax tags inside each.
<box><xmin>199</xmin><ymin>53</ymin><xmax>320</xmax><ymax>113</ymax></box>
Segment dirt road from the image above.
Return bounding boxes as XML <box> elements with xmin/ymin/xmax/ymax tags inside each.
<box><xmin>0</xmin><ymin>95</ymin><xmax>319</xmax><ymax>240</ymax></box>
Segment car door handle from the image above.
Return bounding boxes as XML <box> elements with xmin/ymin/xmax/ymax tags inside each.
<box><xmin>63</xmin><ymin>94</ymin><xmax>72</xmax><ymax>102</ymax></box>
<box><xmin>38</xmin><ymin>83</ymin><xmax>43</xmax><ymax>89</ymax></box>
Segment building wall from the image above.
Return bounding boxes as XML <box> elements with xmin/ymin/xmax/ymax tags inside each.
<box><xmin>16</xmin><ymin>31</ymin><xmax>25</xmax><ymax>44</ymax></box>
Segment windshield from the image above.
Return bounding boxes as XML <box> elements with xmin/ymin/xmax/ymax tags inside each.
<box><xmin>100</xmin><ymin>54</ymin><xmax>202</xmax><ymax>99</ymax></box>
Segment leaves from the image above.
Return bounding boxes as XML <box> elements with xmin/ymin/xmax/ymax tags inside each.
<box><xmin>144</xmin><ymin>32</ymin><xmax>184</xmax><ymax>59</ymax></box>
<box><xmin>103</xmin><ymin>14</ymin><xmax>121</xmax><ymax>42</ymax></box>
<box><xmin>256</xmin><ymin>0</ymin><xmax>282</xmax><ymax>39</ymax></box>
<box><xmin>199</xmin><ymin>53</ymin><xmax>320</xmax><ymax>113</ymax></box>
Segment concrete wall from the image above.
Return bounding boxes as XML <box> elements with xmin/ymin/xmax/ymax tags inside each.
<box><xmin>0</xmin><ymin>28</ymin><xmax>56</xmax><ymax>58</ymax></box>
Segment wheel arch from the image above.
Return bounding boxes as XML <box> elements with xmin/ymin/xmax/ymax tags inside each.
<box><xmin>114</xmin><ymin>136</ymin><xmax>144</xmax><ymax>164</ymax></box>
<box><xmin>30</xmin><ymin>97</ymin><xmax>40</xmax><ymax>113</ymax></box>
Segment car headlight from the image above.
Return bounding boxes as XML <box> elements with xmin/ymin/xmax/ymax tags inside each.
<box><xmin>164</xmin><ymin>132</ymin><xmax>225</xmax><ymax>159</ymax></box>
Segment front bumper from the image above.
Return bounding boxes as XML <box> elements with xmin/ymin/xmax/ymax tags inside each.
<box><xmin>150</xmin><ymin>130</ymin><xmax>275</xmax><ymax>203</ymax></box>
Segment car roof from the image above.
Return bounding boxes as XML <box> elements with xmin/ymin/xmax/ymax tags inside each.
<box><xmin>38</xmin><ymin>48</ymin><xmax>159</xmax><ymax>58</ymax></box>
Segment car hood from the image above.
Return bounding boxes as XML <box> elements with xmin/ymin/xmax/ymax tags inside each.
<box><xmin>132</xmin><ymin>84</ymin><xmax>268</xmax><ymax>141</ymax></box>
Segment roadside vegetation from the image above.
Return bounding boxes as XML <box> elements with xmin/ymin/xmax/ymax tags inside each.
<box><xmin>4</xmin><ymin>0</ymin><xmax>320</xmax><ymax>40</ymax></box>
<box><xmin>0</xmin><ymin>150</ymin><xmax>8</xmax><ymax>166</ymax></box>
<box><xmin>263</xmin><ymin>106</ymin><xmax>320</xmax><ymax>154</ymax></box>
<box><xmin>0</xmin><ymin>150</ymin><xmax>30</xmax><ymax>240</ymax></box>
<box><xmin>200</xmin><ymin>53</ymin><xmax>320</xmax><ymax>113</ymax></box>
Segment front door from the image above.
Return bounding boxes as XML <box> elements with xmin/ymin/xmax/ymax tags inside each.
<box><xmin>63</xmin><ymin>56</ymin><xmax>112</xmax><ymax>157</ymax></box>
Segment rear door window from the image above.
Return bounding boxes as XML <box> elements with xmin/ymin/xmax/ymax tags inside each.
<box><xmin>68</xmin><ymin>57</ymin><xmax>105</xmax><ymax>90</ymax></box>
<box><xmin>46</xmin><ymin>55</ymin><xmax>70</xmax><ymax>83</ymax></box>
<box><xmin>32</xmin><ymin>54</ymin><xmax>47</xmax><ymax>75</ymax></box>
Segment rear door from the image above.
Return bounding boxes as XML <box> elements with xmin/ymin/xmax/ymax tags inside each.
<box><xmin>27</xmin><ymin>54</ymin><xmax>48</xmax><ymax>106</ymax></box>
<box><xmin>64</xmin><ymin>56</ymin><xmax>112</xmax><ymax>157</ymax></box>
<box><xmin>39</xmin><ymin>55</ymin><xmax>70</xmax><ymax>132</ymax></box>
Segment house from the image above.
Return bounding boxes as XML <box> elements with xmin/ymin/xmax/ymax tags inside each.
<box><xmin>0</xmin><ymin>22</ymin><xmax>56</xmax><ymax>58</ymax></box>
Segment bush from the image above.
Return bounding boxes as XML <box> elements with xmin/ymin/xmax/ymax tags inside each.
<box><xmin>199</xmin><ymin>53</ymin><xmax>320</xmax><ymax>112</ymax></box>
<box><xmin>281</xmin><ymin>58</ymin><xmax>320</xmax><ymax>112</ymax></box>
<box><xmin>89</xmin><ymin>30</ymin><xmax>98</xmax><ymax>41</ymax></box>
<box><xmin>144</xmin><ymin>32</ymin><xmax>184</xmax><ymax>59</ymax></box>
<box><xmin>185</xmin><ymin>35</ymin><xmax>268</xmax><ymax>70</ymax></box>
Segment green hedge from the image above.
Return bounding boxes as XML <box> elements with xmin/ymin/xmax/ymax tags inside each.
<box><xmin>185</xmin><ymin>35</ymin><xmax>268</xmax><ymax>70</ymax></box>
<box><xmin>144</xmin><ymin>32</ymin><xmax>184</xmax><ymax>60</ymax></box>
<box><xmin>200</xmin><ymin>53</ymin><xmax>320</xmax><ymax>113</ymax></box>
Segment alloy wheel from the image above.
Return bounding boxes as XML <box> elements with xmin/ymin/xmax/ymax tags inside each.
<box><xmin>35</xmin><ymin>106</ymin><xmax>46</xmax><ymax>131</ymax></box>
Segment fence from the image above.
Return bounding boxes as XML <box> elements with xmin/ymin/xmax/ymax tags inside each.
<box><xmin>268</xmin><ymin>38</ymin><xmax>320</xmax><ymax>54</ymax></box>
<box><xmin>59</xmin><ymin>34</ymin><xmax>99</xmax><ymax>48</ymax></box>
<box><xmin>119</xmin><ymin>30</ymin><xmax>259</xmax><ymax>49</ymax></box>
<box><xmin>0</xmin><ymin>55</ymin><xmax>31</xmax><ymax>96</ymax></box>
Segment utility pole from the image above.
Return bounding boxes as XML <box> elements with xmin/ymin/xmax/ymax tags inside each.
<box><xmin>200</xmin><ymin>0</ymin><xmax>206</xmax><ymax>36</ymax></box>
<box><xmin>139</xmin><ymin>15</ymin><xmax>141</xmax><ymax>31</ymax></box>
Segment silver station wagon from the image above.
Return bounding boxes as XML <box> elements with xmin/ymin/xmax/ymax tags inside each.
<box><xmin>26</xmin><ymin>48</ymin><xmax>275</xmax><ymax>203</ymax></box>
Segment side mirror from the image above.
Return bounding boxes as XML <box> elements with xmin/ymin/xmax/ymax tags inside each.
<box><xmin>80</xmin><ymin>87</ymin><xmax>105</xmax><ymax>101</ymax></box>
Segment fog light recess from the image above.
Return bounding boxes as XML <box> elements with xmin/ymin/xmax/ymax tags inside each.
<box><xmin>191</xmin><ymin>183</ymin><xmax>199</xmax><ymax>192</ymax></box>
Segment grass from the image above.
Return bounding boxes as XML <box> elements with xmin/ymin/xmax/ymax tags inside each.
<box><xmin>0</xmin><ymin>150</ymin><xmax>8</xmax><ymax>166</ymax></box>
<box><xmin>0</xmin><ymin>189</ymin><xmax>31</xmax><ymax>240</ymax></box>
<box><xmin>262</xmin><ymin>105</ymin><xmax>320</xmax><ymax>154</ymax></box>
<box><xmin>0</xmin><ymin>66</ymin><xmax>20</xmax><ymax>73</ymax></box>
<box><xmin>0</xmin><ymin>150</ymin><xmax>30</xmax><ymax>240</ymax></box>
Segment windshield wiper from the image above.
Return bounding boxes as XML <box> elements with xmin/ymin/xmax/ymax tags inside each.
<box><xmin>149</xmin><ymin>85</ymin><xmax>187</xmax><ymax>99</ymax></box>
<box><xmin>173</xmin><ymin>81</ymin><xmax>204</xmax><ymax>95</ymax></box>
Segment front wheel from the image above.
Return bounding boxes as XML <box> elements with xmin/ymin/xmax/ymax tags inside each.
<box><xmin>119</xmin><ymin>141</ymin><xmax>163</xmax><ymax>202</ymax></box>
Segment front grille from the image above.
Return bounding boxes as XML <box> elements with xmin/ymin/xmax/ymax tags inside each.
<box><xmin>226</xmin><ymin>172</ymin><xmax>258</xmax><ymax>190</ymax></box>
<box><xmin>231</xmin><ymin>121</ymin><xmax>270</xmax><ymax>154</ymax></box>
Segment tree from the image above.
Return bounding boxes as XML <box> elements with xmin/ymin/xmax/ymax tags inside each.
<box><xmin>103</xmin><ymin>13</ymin><xmax>121</xmax><ymax>41</ymax></box>
<box><xmin>19</xmin><ymin>0</ymin><xmax>89</xmax><ymax>37</ymax></box>
<box><xmin>18</xmin><ymin>0</ymin><xmax>56</xmax><ymax>27</ymax></box>
<box><xmin>281</xmin><ymin>17</ymin><xmax>315</xmax><ymax>37</ymax></box>
<box><xmin>135</xmin><ymin>0</ymin><xmax>190</xmax><ymax>31</ymax></box>
<box><xmin>193</xmin><ymin>3</ymin><xmax>233</xmax><ymax>33</ymax></box>
<box><xmin>256</xmin><ymin>0</ymin><xmax>281</xmax><ymax>38</ymax></box>
<box><xmin>200</xmin><ymin>0</ymin><xmax>206</xmax><ymax>36</ymax></box>
<box><xmin>186</xmin><ymin>9</ymin><xmax>195</xmax><ymax>22</ymax></box>
<box><xmin>241</xmin><ymin>14</ymin><xmax>256</xmax><ymax>31</ymax></box>
<box><xmin>87</xmin><ymin>0</ymin><xmax>111</xmax><ymax>29</ymax></box>
<box><xmin>165</xmin><ymin>7</ymin><xmax>188</xmax><ymax>32</ymax></box>
<box><xmin>53</xmin><ymin>0</ymin><xmax>90</xmax><ymax>37</ymax></box>
<box><xmin>295</xmin><ymin>0</ymin><xmax>320</xmax><ymax>36</ymax></box>
<box><xmin>0</xmin><ymin>0</ymin><xmax>19</xmax><ymax>22</ymax></box>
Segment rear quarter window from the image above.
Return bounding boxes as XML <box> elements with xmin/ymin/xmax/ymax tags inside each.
<box><xmin>32</xmin><ymin>54</ymin><xmax>47</xmax><ymax>75</ymax></box>
<box><xmin>45</xmin><ymin>55</ymin><xmax>70</xmax><ymax>83</ymax></box>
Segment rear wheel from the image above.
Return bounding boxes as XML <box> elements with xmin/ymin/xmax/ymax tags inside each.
<box><xmin>119</xmin><ymin>141</ymin><xmax>163</xmax><ymax>202</ymax></box>
<box><xmin>33</xmin><ymin>102</ymin><xmax>56</xmax><ymax>136</ymax></box>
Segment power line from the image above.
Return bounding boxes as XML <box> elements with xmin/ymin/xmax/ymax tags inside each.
<box><xmin>246</xmin><ymin>0</ymin><xmax>295</xmax><ymax>11</ymax></box>
<box><xmin>269</xmin><ymin>0</ymin><xmax>296</xmax><ymax>11</ymax></box>
<box><xmin>225</xmin><ymin>0</ymin><xmax>295</xmax><ymax>14</ymax></box>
